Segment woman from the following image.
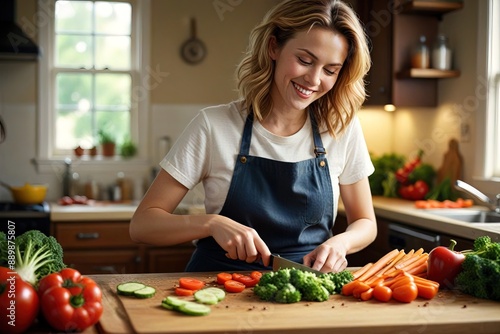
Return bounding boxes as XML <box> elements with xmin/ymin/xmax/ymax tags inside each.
<box><xmin>130</xmin><ymin>0</ymin><xmax>377</xmax><ymax>273</ymax></box>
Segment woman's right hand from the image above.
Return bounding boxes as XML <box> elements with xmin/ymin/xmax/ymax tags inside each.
<box><xmin>209</xmin><ymin>216</ymin><xmax>271</xmax><ymax>266</ymax></box>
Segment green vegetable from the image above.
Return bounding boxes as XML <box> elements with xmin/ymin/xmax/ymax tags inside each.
<box><xmin>0</xmin><ymin>230</ymin><xmax>65</xmax><ymax>286</ymax></box>
<box><xmin>133</xmin><ymin>286</ymin><xmax>156</xmax><ymax>299</ymax></box>
<box><xmin>408</xmin><ymin>163</ymin><xmax>436</xmax><ymax>187</ymax></box>
<box><xmin>194</xmin><ymin>289</ymin><xmax>219</xmax><ymax>305</ymax></box>
<box><xmin>161</xmin><ymin>296</ymin><xmax>211</xmax><ymax>316</ymax></box>
<box><xmin>425</xmin><ymin>177</ymin><xmax>458</xmax><ymax>201</ymax></box>
<box><xmin>117</xmin><ymin>281</ymin><xmax>156</xmax><ymax>298</ymax></box>
<box><xmin>455</xmin><ymin>236</ymin><xmax>500</xmax><ymax>301</ymax></box>
<box><xmin>254</xmin><ymin>268</ymin><xmax>354</xmax><ymax>303</ymax></box>
<box><xmin>369</xmin><ymin>153</ymin><xmax>405</xmax><ymax>196</ymax></box>
<box><xmin>274</xmin><ymin>283</ymin><xmax>301</xmax><ymax>303</ymax></box>
<box><xmin>117</xmin><ymin>282</ymin><xmax>147</xmax><ymax>296</ymax></box>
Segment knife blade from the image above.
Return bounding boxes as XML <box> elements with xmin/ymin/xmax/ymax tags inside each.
<box><xmin>271</xmin><ymin>254</ymin><xmax>322</xmax><ymax>275</ymax></box>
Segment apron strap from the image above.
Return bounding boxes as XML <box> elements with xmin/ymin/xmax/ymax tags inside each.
<box><xmin>310</xmin><ymin>110</ymin><xmax>326</xmax><ymax>157</ymax></box>
<box><xmin>240</xmin><ymin>110</ymin><xmax>326</xmax><ymax>157</ymax></box>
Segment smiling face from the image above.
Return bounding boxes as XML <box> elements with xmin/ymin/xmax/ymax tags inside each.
<box><xmin>269</xmin><ymin>27</ymin><xmax>348</xmax><ymax>115</ymax></box>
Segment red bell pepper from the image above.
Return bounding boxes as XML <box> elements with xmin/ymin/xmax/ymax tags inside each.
<box><xmin>38</xmin><ymin>268</ymin><xmax>103</xmax><ymax>332</ymax></box>
<box><xmin>398</xmin><ymin>180</ymin><xmax>430</xmax><ymax>200</ymax></box>
<box><xmin>427</xmin><ymin>240</ymin><xmax>465</xmax><ymax>289</ymax></box>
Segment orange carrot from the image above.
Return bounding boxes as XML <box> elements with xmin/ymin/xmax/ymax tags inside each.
<box><xmin>394</xmin><ymin>248</ymin><xmax>424</xmax><ymax>270</ymax></box>
<box><xmin>360</xmin><ymin>288</ymin><xmax>374</xmax><ymax>301</ymax></box>
<box><xmin>356</xmin><ymin>249</ymin><xmax>400</xmax><ymax>282</ymax></box>
<box><xmin>341</xmin><ymin>280</ymin><xmax>363</xmax><ymax>296</ymax></box>
<box><xmin>352</xmin><ymin>282</ymin><xmax>371</xmax><ymax>299</ymax></box>
<box><xmin>352</xmin><ymin>262</ymin><xmax>373</xmax><ymax>280</ymax></box>
<box><xmin>406</xmin><ymin>262</ymin><xmax>428</xmax><ymax>276</ymax></box>
<box><xmin>399</xmin><ymin>254</ymin><xmax>428</xmax><ymax>273</ymax></box>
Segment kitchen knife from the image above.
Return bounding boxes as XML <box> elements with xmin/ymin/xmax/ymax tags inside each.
<box><xmin>271</xmin><ymin>254</ymin><xmax>322</xmax><ymax>275</ymax></box>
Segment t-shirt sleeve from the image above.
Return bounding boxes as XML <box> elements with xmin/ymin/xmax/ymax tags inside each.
<box><xmin>338</xmin><ymin>116</ymin><xmax>374</xmax><ymax>185</ymax></box>
<box><xmin>159</xmin><ymin>111</ymin><xmax>211</xmax><ymax>190</ymax></box>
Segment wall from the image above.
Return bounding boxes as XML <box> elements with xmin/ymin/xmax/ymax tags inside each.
<box><xmin>0</xmin><ymin>0</ymin><xmax>485</xmax><ymax>203</ymax></box>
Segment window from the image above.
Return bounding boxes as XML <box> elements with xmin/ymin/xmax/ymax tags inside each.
<box><xmin>37</xmin><ymin>0</ymin><xmax>149</xmax><ymax>168</ymax></box>
<box><xmin>475</xmin><ymin>0</ymin><xmax>500</xmax><ymax>192</ymax></box>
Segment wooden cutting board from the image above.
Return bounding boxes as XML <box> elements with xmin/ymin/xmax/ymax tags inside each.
<box><xmin>93</xmin><ymin>272</ymin><xmax>500</xmax><ymax>334</ymax></box>
<box><xmin>437</xmin><ymin>138</ymin><xmax>463</xmax><ymax>185</ymax></box>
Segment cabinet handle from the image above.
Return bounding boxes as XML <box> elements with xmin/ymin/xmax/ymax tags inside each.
<box><xmin>76</xmin><ymin>232</ymin><xmax>100</xmax><ymax>240</ymax></box>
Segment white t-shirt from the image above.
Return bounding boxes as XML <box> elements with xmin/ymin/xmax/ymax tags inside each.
<box><xmin>160</xmin><ymin>100</ymin><xmax>374</xmax><ymax>219</ymax></box>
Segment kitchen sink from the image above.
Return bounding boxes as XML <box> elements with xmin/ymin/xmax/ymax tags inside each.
<box><xmin>426</xmin><ymin>209</ymin><xmax>500</xmax><ymax>223</ymax></box>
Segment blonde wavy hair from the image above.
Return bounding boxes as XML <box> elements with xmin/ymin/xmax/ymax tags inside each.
<box><xmin>236</xmin><ymin>0</ymin><xmax>370</xmax><ymax>136</ymax></box>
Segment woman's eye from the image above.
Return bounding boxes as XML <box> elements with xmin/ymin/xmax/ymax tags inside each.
<box><xmin>298</xmin><ymin>57</ymin><xmax>312</xmax><ymax>65</ymax></box>
<box><xmin>324</xmin><ymin>68</ymin><xmax>336</xmax><ymax>76</ymax></box>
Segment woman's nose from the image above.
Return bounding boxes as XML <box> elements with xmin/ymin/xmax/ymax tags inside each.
<box><xmin>305</xmin><ymin>68</ymin><xmax>321</xmax><ymax>86</ymax></box>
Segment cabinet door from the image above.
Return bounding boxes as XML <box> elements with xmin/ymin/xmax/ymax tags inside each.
<box><xmin>440</xmin><ymin>234</ymin><xmax>473</xmax><ymax>252</ymax></box>
<box><xmin>64</xmin><ymin>249</ymin><xmax>144</xmax><ymax>275</ymax></box>
<box><xmin>146</xmin><ymin>245</ymin><xmax>195</xmax><ymax>273</ymax></box>
<box><xmin>56</xmin><ymin>221</ymin><xmax>136</xmax><ymax>249</ymax></box>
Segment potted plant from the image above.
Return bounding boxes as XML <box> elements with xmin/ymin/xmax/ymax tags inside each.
<box><xmin>120</xmin><ymin>136</ymin><xmax>137</xmax><ymax>158</ymax></box>
<box><xmin>98</xmin><ymin>129</ymin><xmax>116</xmax><ymax>157</ymax></box>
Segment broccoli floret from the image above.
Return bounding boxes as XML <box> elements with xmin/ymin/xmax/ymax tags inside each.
<box><xmin>254</xmin><ymin>283</ymin><xmax>278</xmax><ymax>301</ymax></box>
<box><xmin>272</xmin><ymin>268</ymin><xmax>292</xmax><ymax>289</ymax></box>
<box><xmin>318</xmin><ymin>276</ymin><xmax>336</xmax><ymax>294</ymax></box>
<box><xmin>258</xmin><ymin>271</ymin><xmax>275</xmax><ymax>286</ymax></box>
<box><xmin>300</xmin><ymin>277</ymin><xmax>330</xmax><ymax>302</ymax></box>
<box><xmin>8</xmin><ymin>230</ymin><xmax>66</xmax><ymax>286</ymax></box>
<box><xmin>456</xmin><ymin>252</ymin><xmax>500</xmax><ymax>301</ymax></box>
<box><xmin>0</xmin><ymin>231</ymin><xmax>7</xmax><ymax>267</ymax></box>
<box><xmin>274</xmin><ymin>283</ymin><xmax>301</xmax><ymax>303</ymax></box>
<box><xmin>325</xmin><ymin>270</ymin><xmax>354</xmax><ymax>294</ymax></box>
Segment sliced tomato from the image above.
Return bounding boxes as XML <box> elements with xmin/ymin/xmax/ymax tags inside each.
<box><xmin>175</xmin><ymin>287</ymin><xmax>195</xmax><ymax>296</ymax></box>
<box><xmin>231</xmin><ymin>273</ymin><xmax>244</xmax><ymax>280</ymax></box>
<box><xmin>224</xmin><ymin>280</ymin><xmax>245</xmax><ymax>293</ymax></box>
<box><xmin>178</xmin><ymin>277</ymin><xmax>205</xmax><ymax>291</ymax></box>
<box><xmin>216</xmin><ymin>272</ymin><xmax>233</xmax><ymax>285</ymax></box>
<box><xmin>250</xmin><ymin>271</ymin><xmax>262</xmax><ymax>281</ymax></box>
<box><xmin>233</xmin><ymin>274</ymin><xmax>258</xmax><ymax>287</ymax></box>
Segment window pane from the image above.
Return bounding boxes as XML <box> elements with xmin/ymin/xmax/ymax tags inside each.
<box><xmin>56</xmin><ymin>109</ymin><xmax>93</xmax><ymax>149</ymax></box>
<box><xmin>95</xmin><ymin>36</ymin><xmax>131</xmax><ymax>69</ymax></box>
<box><xmin>95</xmin><ymin>73</ymin><xmax>131</xmax><ymax>108</ymax></box>
<box><xmin>95</xmin><ymin>2</ymin><xmax>132</xmax><ymax>35</ymax></box>
<box><xmin>96</xmin><ymin>110</ymin><xmax>130</xmax><ymax>145</ymax></box>
<box><xmin>55</xmin><ymin>1</ymin><xmax>93</xmax><ymax>33</ymax></box>
<box><xmin>55</xmin><ymin>35</ymin><xmax>93</xmax><ymax>68</ymax></box>
<box><xmin>56</xmin><ymin>73</ymin><xmax>92</xmax><ymax>108</ymax></box>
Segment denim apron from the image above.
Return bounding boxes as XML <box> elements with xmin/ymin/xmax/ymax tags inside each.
<box><xmin>185</xmin><ymin>111</ymin><xmax>334</xmax><ymax>272</ymax></box>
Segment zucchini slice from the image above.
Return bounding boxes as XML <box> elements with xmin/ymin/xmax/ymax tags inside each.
<box><xmin>117</xmin><ymin>282</ymin><xmax>147</xmax><ymax>296</ymax></box>
<box><xmin>134</xmin><ymin>286</ymin><xmax>156</xmax><ymax>299</ymax></box>
<box><xmin>178</xmin><ymin>302</ymin><xmax>211</xmax><ymax>316</ymax></box>
<box><xmin>194</xmin><ymin>290</ymin><xmax>219</xmax><ymax>305</ymax></box>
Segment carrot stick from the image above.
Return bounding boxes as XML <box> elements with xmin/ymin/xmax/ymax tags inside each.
<box><xmin>352</xmin><ymin>262</ymin><xmax>373</xmax><ymax>280</ymax></box>
<box><xmin>400</xmin><ymin>254</ymin><xmax>428</xmax><ymax>273</ymax></box>
<box><xmin>356</xmin><ymin>249</ymin><xmax>400</xmax><ymax>282</ymax></box>
<box><xmin>369</xmin><ymin>250</ymin><xmax>406</xmax><ymax>280</ymax></box>
<box><xmin>406</xmin><ymin>262</ymin><xmax>428</xmax><ymax>276</ymax></box>
<box><xmin>394</xmin><ymin>248</ymin><xmax>424</xmax><ymax>270</ymax></box>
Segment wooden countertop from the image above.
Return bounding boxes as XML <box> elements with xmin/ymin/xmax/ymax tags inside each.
<box><xmin>64</xmin><ymin>272</ymin><xmax>500</xmax><ymax>334</ymax></box>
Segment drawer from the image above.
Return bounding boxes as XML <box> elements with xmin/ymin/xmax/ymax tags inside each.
<box><xmin>55</xmin><ymin>221</ymin><xmax>136</xmax><ymax>249</ymax></box>
<box><xmin>64</xmin><ymin>249</ymin><xmax>144</xmax><ymax>274</ymax></box>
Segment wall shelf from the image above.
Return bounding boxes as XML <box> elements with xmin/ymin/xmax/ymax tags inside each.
<box><xmin>397</xmin><ymin>68</ymin><xmax>461</xmax><ymax>79</ymax></box>
<box><xmin>397</xmin><ymin>1</ymin><xmax>464</xmax><ymax>15</ymax></box>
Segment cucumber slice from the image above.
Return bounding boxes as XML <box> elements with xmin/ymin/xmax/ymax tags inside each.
<box><xmin>134</xmin><ymin>286</ymin><xmax>156</xmax><ymax>299</ymax></box>
<box><xmin>178</xmin><ymin>302</ymin><xmax>211</xmax><ymax>316</ymax></box>
<box><xmin>162</xmin><ymin>296</ymin><xmax>187</xmax><ymax>310</ymax></box>
<box><xmin>194</xmin><ymin>290</ymin><xmax>219</xmax><ymax>305</ymax></box>
<box><xmin>199</xmin><ymin>287</ymin><xmax>226</xmax><ymax>301</ymax></box>
<box><xmin>117</xmin><ymin>282</ymin><xmax>146</xmax><ymax>296</ymax></box>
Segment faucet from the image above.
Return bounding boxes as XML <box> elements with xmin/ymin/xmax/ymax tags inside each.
<box><xmin>62</xmin><ymin>158</ymin><xmax>72</xmax><ymax>197</ymax></box>
<box><xmin>455</xmin><ymin>180</ymin><xmax>500</xmax><ymax>213</ymax></box>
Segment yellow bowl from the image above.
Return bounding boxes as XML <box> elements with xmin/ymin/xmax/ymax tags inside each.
<box><xmin>10</xmin><ymin>183</ymin><xmax>48</xmax><ymax>204</ymax></box>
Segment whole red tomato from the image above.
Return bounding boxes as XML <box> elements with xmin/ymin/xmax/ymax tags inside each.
<box><xmin>0</xmin><ymin>267</ymin><xmax>39</xmax><ymax>334</ymax></box>
<box><xmin>399</xmin><ymin>180</ymin><xmax>429</xmax><ymax>200</ymax></box>
<box><xmin>427</xmin><ymin>240</ymin><xmax>465</xmax><ymax>289</ymax></box>
<box><xmin>39</xmin><ymin>268</ymin><xmax>103</xmax><ymax>332</ymax></box>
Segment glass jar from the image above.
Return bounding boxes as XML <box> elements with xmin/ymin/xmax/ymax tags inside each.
<box><xmin>411</xmin><ymin>35</ymin><xmax>430</xmax><ymax>69</ymax></box>
<box><xmin>432</xmin><ymin>35</ymin><xmax>452</xmax><ymax>70</ymax></box>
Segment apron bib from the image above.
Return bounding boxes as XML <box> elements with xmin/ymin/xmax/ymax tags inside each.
<box><xmin>185</xmin><ymin>111</ymin><xmax>334</xmax><ymax>272</ymax></box>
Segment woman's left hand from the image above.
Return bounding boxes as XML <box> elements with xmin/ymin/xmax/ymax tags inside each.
<box><xmin>303</xmin><ymin>241</ymin><xmax>348</xmax><ymax>273</ymax></box>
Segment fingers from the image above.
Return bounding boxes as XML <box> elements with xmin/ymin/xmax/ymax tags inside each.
<box><xmin>305</xmin><ymin>246</ymin><xmax>348</xmax><ymax>273</ymax></box>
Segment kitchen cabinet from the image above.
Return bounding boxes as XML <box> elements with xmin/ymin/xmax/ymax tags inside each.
<box><xmin>54</xmin><ymin>220</ymin><xmax>195</xmax><ymax>274</ymax></box>
<box><xmin>350</xmin><ymin>0</ymin><xmax>463</xmax><ymax>107</ymax></box>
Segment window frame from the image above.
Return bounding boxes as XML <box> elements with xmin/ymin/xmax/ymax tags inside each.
<box><xmin>474</xmin><ymin>0</ymin><xmax>500</xmax><ymax>194</ymax></box>
<box><xmin>36</xmin><ymin>0</ymin><xmax>150</xmax><ymax>172</ymax></box>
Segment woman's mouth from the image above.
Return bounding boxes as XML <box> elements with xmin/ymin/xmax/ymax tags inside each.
<box><xmin>293</xmin><ymin>82</ymin><xmax>314</xmax><ymax>97</ymax></box>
